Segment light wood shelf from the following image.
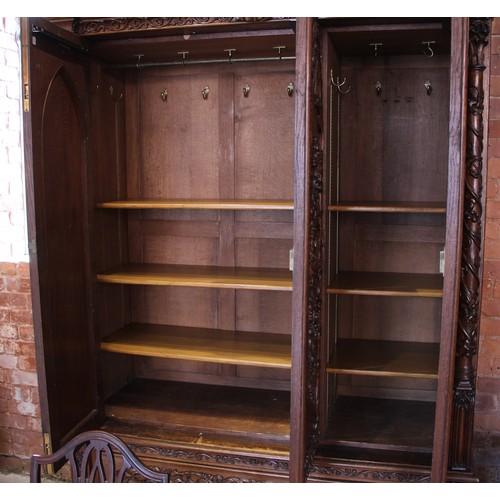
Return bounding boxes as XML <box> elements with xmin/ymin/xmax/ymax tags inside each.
<box><xmin>97</xmin><ymin>263</ymin><xmax>293</xmax><ymax>291</ymax></box>
<box><xmin>328</xmin><ymin>201</ymin><xmax>446</xmax><ymax>213</ymax></box>
<box><xmin>328</xmin><ymin>271</ymin><xmax>443</xmax><ymax>298</ymax></box>
<box><xmin>101</xmin><ymin>323</ymin><xmax>291</xmax><ymax>368</ymax></box>
<box><xmin>327</xmin><ymin>339</ymin><xmax>439</xmax><ymax>379</ymax></box>
<box><xmin>96</xmin><ymin>199</ymin><xmax>294</xmax><ymax>210</ymax></box>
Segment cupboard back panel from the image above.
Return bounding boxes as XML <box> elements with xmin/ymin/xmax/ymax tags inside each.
<box><xmin>137</xmin><ymin>73</ymin><xmax>221</xmax><ymax>198</ymax></box>
<box><xmin>337</xmin><ymin>56</ymin><xmax>450</xmax><ymax>204</ymax></box>
<box><xmin>234</xmin><ymin>70</ymin><xmax>295</xmax><ymax>200</ymax></box>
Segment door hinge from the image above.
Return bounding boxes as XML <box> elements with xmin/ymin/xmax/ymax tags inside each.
<box><xmin>23</xmin><ymin>83</ymin><xmax>30</xmax><ymax>112</ymax></box>
<box><xmin>439</xmin><ymin>249</ymin><xmax>445</xmax><ymax>275</ymax></box>
<box><xmin>43</xmin><ymin>432</ymin><xmax>54</xmax><ymax>475</ymax></box>
<box><xmin>21</xmin><ymin>18</ymin><xmax>31</xmax><ymax>113</ymax></box>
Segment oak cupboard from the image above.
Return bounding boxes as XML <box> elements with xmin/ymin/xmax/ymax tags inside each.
<box><xmin>22</xmin><ymin>16</ymin><xmax>491</xmax><ymax>482</ymax></box>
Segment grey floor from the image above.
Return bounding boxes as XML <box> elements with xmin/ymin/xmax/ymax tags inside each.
<box><xmin>0</xmin><ymin>471</ymin><xmax>29</xmax><ymax>483</ymax></box>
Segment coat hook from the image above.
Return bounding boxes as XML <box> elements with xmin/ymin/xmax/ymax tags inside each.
<box><xmin>202</xmin><ymin>86</ymin><xmax>210</xmax><ymax>100</ymax></box>
<box><xmin>178</xmin><ymin>51</ymin><xmax>189</xmax><ymax>65</ymax></box>
<box><xmin>243</xmin><ymin>84</ymin><xmax>250</xmax><ymax>98</ymax></box>
<box><xmin>422</xmin><ymin>41</ymin><xmax>435</xmax><ymax>58</ymax></box>
<box><xmin>375</xmin><ymin>81</ymin><xmax>382</xmax><ymax>96</ymax></box>
<box><xmin>424</xmin><ymin>80</ymin><xmax>432</xmax><ymax>95</ymax></box>
<box><xmin>224</xmin><ymin>49</ymin><xmax>236</xmax><ymax>63</ymax></box>
<box><xmin>274</xmin><ymin>45</ymin><xmax>286</xmax><ymax>60</ymax></box>
<box><xmin>287</xmin><ymin>82</ymin><xmax>294</xmax><ymax>97</ymax></box>
<box><xmin>330</xmin><ymin>70</ymin><xmax>351</xmax><ymax>95</ymax></box>
<box><xmin>109</xmin><ymin>85</ymin><xmax>123</xmax><ymax>102</ymax></box>
<box><xmin>369</xmin><ymin>43</ymin><xmax>382</xmax><ymax>57</ymax></box>
<box><xmin>134</xmin><ymin>54</ymin><xmax>144</xmax><ymax>70</ymax></box>
<box><xmin>161</xmin><ymin>88</ymin><xmax>168</xmax><ymax>102</ymax></box>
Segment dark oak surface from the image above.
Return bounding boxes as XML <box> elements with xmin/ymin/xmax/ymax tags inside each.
<box><xmin>105</xmin><ymin>379</ymin><xmax>291</xmax><ymax>446</ymax></box>
<box><xmin>323</xmin><ymin>396</ymin><xmax>436</xmax><ymax>453</ymax></box>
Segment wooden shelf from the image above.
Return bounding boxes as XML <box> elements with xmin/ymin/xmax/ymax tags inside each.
<box><xmin>97</xmin><ymin>264</ymin><xmax>293</xmax><ymax>291</ymax></box>
<box><xmin>328</xmin><ymin>201</ymin><xmax>446</xmax><ymax>213</ymax></box>
<box><xmin>328</xmin><ymin>272</ymin><xmax>443</xmax><ymax>297</ymax></box>
<box><xmin>101</xmin><ymin>323</ymin><xmax>291</xmax><ymax>368</ymax></box>
<box><xmin>105</xmin><ymin>379</ymin><xmax>291</xmax><ymax>446</ymax></box>
<box><xmin>327</xmin><ymin>339</ymin><xmax>439</xmax><ymax>379</ymax></box>
<box><xmin>96</xmin><ymin>199</ymin><xmax>294</xmax><ymax>210</ymax></box>
<box><xmin>323</xmin><ymin>396</ymin><xmax>435</xmax><ymax>453</ymax></box>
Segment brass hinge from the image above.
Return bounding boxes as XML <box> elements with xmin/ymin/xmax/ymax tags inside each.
<box><xmin>23</xmin><ymin>83</ymin><xmax>30</xmax><ymax>113</ymax></box>
<box><xmin>43</xmin><ymin>432</ymin><xmax>54</xmax><ymax>475</ymax></box>
<box><xmin>21</xmin><ymin>18</ymin><xmax>30</xmax><ymax>112</ymax></box>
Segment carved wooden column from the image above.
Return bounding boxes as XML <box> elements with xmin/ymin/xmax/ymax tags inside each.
<box><xmin>304</xmin><ymin>19</ymin><xmax>324</xmax><ymax>478</ymax></box>
<box><xmin>450</xmin><ymin>17</ymin><xmax>491</xmax><ymax>473</ymax></box>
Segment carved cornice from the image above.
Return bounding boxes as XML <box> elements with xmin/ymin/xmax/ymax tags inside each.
<box><xmin>74</xmin><ymin>17</ymin><xmax>287</xmax><ymax>36</ymax></box>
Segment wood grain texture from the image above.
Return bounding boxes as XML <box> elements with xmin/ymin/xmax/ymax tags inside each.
<box><xmin>97</xmin><ymin>263</ymin><xmax>293</xmax><ymax>290</ymax></box>
<box><xmin>327</xmin><ymin>339</ymin><xmax>439</xmax><ymax>378</ymax></box>
<box><xmin>96</xmin><ymin>199</ymin><xmax>294</xmax><ymax>210</ymax></box>
<box><xmin>101</xmin><ymin>323</ymin><xmax>291</xmax><ymax>368</ymax></box>
<box><xmin>328</xmin><ymin>201</ymin><xmax>446</xmax><ymax>213</ymax></box>
<box><xmin>328</xmin><ymin>271</ymin><xmax>443</xmax><ymax>297</ymax></box>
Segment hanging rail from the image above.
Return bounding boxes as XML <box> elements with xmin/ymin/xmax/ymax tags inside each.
<box><xmin>105</xmin><ymin>55</ymin><xmax>296</xmax><ymax>70</ymax></box>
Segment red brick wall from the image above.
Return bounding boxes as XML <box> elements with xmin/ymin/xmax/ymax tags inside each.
<box><xmin>0</xmin><ymin>262</ymin><xmax>42</xmax><ymax>472</ymax></box>
<box><xmin>474</xmin><ymin>18</ymin><xmax>500</xmax><ymax>483</ymax></box>
<box><xmin>0</xmin><ymin>17</ymin><xmax>43</xmax><ymax>473</ymax></box>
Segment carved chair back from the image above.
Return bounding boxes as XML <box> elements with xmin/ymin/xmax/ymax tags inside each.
<box><xmin>30</xmin><ymin>430</ymin><xmax>169</xmax><ymax>483</ymax></box>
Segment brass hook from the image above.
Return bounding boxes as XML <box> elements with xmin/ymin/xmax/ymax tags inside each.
<box><xmin>202</xmin><ymin>86</ymin><xmax>210</xmax><ymax>100</ymax></box>
<box><xmin>161</xmin><ymin>88</ymin><xmax>168</xmax><ymax>102</ymax></box>
<box><xmin>274</xmin><ymin>45</ymin><xmax>286</xmax><ymax>60</ymax></box>
<box><xmin>243</xmin><ymin>84</ymin><xmax>250</xmax><ymax>98</ymax></box>
<box><xmin>369</xmin><ymin>43</ymin><xmax>382</xmax><ymax>57</ymax></box>
<box><xmin>135</xmin><ymin>54</ymin><xmax>144</xmax><ymax>70</ymax></box>
<box><xmin>330</xmin><ymin>71</ymin><xmax>351</xmax><ymax>95</ymax></box>
<box><xmin>422</xmin><ymin>41</ymin><xmax>435</xmax><ymax>58</ymax></box>
<box><xmin>287</xmin><ymin>82</ymin><xmax>294</xmax><ymax>97</ymax></box>
<box><xmin>109</xmin><ymin>85</ymin><xmax>123</xmax><ymax>102</ymax></box>
<box><xmin>178</xmin><ymin>51</ymin><xmax>189</xmax><ymax>65</ymax></box>
<box><xmin>424</xmin><ymin>80</ymin><xmax>432</xmax><ymax>96</ymax></box>
<box><xmin>375</xmin><ymin>81</ymin><xmax>382</xmax><ymax>96</ymax></box>
<box><xmin>224</xmin><ymin>49</ymin><xmax>236</xmax><ymax>63</ymax></box>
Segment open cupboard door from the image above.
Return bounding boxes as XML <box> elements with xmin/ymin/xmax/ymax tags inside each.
<box><xmin>22</xmin><ymin>18</ymin><xmax>100</xmax><ymax>456</ymax></box>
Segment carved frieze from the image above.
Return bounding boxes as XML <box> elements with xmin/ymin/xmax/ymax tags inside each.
<box><xmin>74</xmin><ymin>17</ymin><xmax>287</xmax><ymax>36</ymax></box>
<box><xmin>127</xmin><ymin>443</ymin><xmax>289</xmax><ymax>473</ymax></box>
<box><xmin>310</xmin><ymin>464</ymin><xmax>431</xmax><ymax>483</ymax></box>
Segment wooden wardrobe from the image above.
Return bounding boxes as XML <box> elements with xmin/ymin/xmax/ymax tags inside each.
<box><xmin>22</xmin><ymin>16</ymin><xmax>491</xmax><ymax>482</ymax></box>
